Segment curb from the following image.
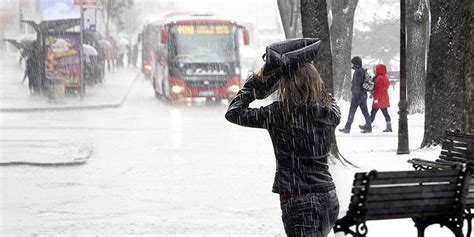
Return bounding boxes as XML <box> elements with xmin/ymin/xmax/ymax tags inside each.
<box><xmin>0</xmin><ymin>144</ymin><xmax>93</xmax><ymax>167</ymax></box>
<box><xmin>0</xmin><ymin>71</ymin><xmax>141</xmax><ymax>113</ymax></box>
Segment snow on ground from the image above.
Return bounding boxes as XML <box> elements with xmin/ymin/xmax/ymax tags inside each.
<box><xmin>0</xmin><ymin>61</ymin><xmax>461</xmax><ymax>236</ymax></box>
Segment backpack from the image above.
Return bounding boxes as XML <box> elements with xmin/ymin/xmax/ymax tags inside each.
<box><xmin>361</xmin><ymin>68</ymin><xmax>374</xmax><ymax>92</ymax></box>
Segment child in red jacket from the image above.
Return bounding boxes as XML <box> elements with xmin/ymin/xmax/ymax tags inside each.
<box><xmin>361</xmin><ymin>64</ymin><xmax>392</xmax><ymax>132</ymax></box>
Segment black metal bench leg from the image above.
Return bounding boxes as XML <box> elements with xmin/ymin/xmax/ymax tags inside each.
<box><xmin>333</xmin><ymin>217</ymin><xmax>368</xmax><ymax>237</ymax></box>
<box><xmin>413</xmin><ymin>218</ymin><xmax>427</xmax><ymax>237</ymax></box>
<box><xmin>465</xmin><ymin>209</ymin><xmax>472</xmax><ymax>237</ymax></box>
<box><xmin>417</xmin><ymin>227</ymin><xmax>425</xmax><ymax>237</ymax></box>
<box><xmin>413</xmin><ymin>216</ymin><xmax>465</xmax><ymax>237</ymax></box>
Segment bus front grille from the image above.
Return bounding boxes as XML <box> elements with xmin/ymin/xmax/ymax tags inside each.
<box><xmin>185</xmin><ymin>80</ymin><xmax>227</xmax><ymax>88</ymax></box>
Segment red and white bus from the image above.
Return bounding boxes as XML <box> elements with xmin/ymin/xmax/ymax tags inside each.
<box><xmin>141</xmin><ymin>12</ymin><xmax>250</xmax><ymax>101</ymax></box>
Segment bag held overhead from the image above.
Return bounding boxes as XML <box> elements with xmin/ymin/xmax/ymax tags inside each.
<box><xmin>262</xmin><ymin>38</ymin><xmax>321</xmax><ymax>77</ymax></box>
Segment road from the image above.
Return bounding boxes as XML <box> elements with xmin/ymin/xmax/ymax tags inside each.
<box><xmin>0</xmin><ymin>71</ymin><xmax>287</xmax><ymax>236</ymax></box>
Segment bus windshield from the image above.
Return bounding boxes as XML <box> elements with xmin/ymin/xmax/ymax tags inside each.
<box><xmin>169</xmin><ymin>24</ymin><xmax>238</xmax><ymax>63</ymax></box>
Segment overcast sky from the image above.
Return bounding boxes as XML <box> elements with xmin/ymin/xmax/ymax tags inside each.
<box><xmin>137</xmin><ymin>0</ymin><xmax>399</xmax><ymax>31</ymax></box>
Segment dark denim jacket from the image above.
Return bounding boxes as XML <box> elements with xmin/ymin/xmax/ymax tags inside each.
<box><xmin>225</xmin><ymin>75</ymin><xmax>341</xmax><ymax>194</ymax></box>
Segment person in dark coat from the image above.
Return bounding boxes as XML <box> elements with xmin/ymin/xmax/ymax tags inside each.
<box><xmin>131</xmin><ymin>43</ymin><xmax>138</xmax><ymax>67</ymax></box>
<box><xmin>24</xmin><ymin>47</ymin><xmax>41</xmax><ymax>95</ymax></box>
<box><xmin>338</xmin><ymin>56</ymin><xmax>372</xmax><ymax>133</ymax></box>
<box><xmin>225</xmin><ymin>38</ymin><xmax>340</xmax><ymax>237</ymax></box>
<box><xmin>361</xmin><ymin>64</ymin><xmax>392</xmax><ymax>132</ymax></box>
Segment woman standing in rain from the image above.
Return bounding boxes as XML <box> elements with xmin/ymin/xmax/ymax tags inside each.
<box><xmin>225</xmin><ymin>38</ymin><xmax>340</xmax><ymax>237</ymax></box>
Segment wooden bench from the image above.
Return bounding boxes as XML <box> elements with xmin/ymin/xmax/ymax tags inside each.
<box><xmin>408</xmin><ymin>131</ymin><xmax>473</xmax><ymax>171</ymax></box>
<box><xmin>407</xmin><ymin>131</ymin><xmax>474</xmax><ymax>236</ymax></box>
<box><xmin>333</xmin><ymin>168</ymin><xmax>471</xmax><ymax>237</ymax></box>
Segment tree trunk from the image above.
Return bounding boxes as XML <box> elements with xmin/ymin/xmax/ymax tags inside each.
<box><xmin>105</xmin><ymin>0</ymin><xmax>111</xmax><ymax>37</ymax></box>
<box><xmin>330</xmin><ymin>0</ymin><xmax>358</xmax><ymax>101</ymax></box>
<box><xmin>278</xmin><ymin>0</ymin><xmax>303</xmax><ymax>39</ymax></box>
<box><xmin>301</xmin><ymin>0</ymin><xmax>333</xmax><ymax>92</ymax></box>
<box><xmin>300</xmin><ymin>0</ymin><xmax>353</xmax><ymax>166</ymax></box>
<box><xmin>406</xmin><ymin>0</ymin><xmax>429</xmax><ymax>114</ymax></box>
<box><xmin>421</xmin><ymin>0</ymin><xmax>471</xmax><ymax>147</ymax></box>
<box><xmin>463</xmin><ymin>1</ymin><xmax>474</xmax><ymax>133</ymax></box>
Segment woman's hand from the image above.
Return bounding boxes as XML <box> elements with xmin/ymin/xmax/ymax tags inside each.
<box><xmin>252</xmin><ymin>64</ymin><xmax>282</xmax><ymax>99</ymax></box>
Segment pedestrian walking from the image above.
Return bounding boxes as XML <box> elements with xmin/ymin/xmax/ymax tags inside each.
<box><xmin>338</xmin><ymin>56</ymin><xmax>372</xmax><ymax>133</ymax></box>
<box><xmin>131</xmin><ymin>43</ymin><xmax>138</xmax><ymax>67</ymax></box>
<box><xmin>360</xmin><ymin>64</ymin><xmax>392</xmax><ymax>132</ymax></box>
<box><xmin>107</xmin><ymin>36</ymin><xmax>117</xmax><ymax>69</ymax></box>
<box><xmin>24</xmin><ymin>47</ymin><xmax>41</xmax><ymax>95</ymax></box>
<box><xmin>225</xmin><ymin>38</ymin><xmax>340</xmax><ymax>237</ymax></box>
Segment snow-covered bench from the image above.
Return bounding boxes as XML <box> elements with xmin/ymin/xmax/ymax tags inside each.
<box><xmin>333</xmin><ymin>168</ymin><xmax>472</xmax><ymax>237</ymax></box>
<box><xmin>408</xmin><ymin>131</ymin><xmax>473</xmax><ymax>171</ymax></box>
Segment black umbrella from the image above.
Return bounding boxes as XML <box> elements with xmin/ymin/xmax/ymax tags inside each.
<box><xmin>262</xmin><ymin>38</ymin><xmax>321</xmax><ymax>77</ymax></box>
<box><xmin>19</xmin><ymin>37</ymin><xmax>35</xmax><ymax>51</ymax></box>
<box><xmin>2</xmin><ymin>39</ymin><xmax>21</xmax><ymax>50</ymax></box>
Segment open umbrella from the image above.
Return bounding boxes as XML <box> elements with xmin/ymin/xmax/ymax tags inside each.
<box><xmin>98</xmin><ymin>39</ymin><xmax>112</xmax><ymax>50</ymax></box>
<box><xmin>117</xmin><ymin>32</ymin><xmax>129</xmax><ymax>40</ymax></box>
<box><xmin>82</xmin><ymin>44</ymin><xmax>98</xmax><ymax>56</ymax></box>
<box><xmin>19</xmin><ymin>38</ymin><xmax>35</xmax><ymax>51</ymax></box>
<box><xmin>2</xmin><ymin>39</ymin><xmax>21</xmax><ymax>50</ymax></box>
<box><xmin>117</xmin><ymin>37</ymin><xmax>129</xmax><ymax>46</ymax></box>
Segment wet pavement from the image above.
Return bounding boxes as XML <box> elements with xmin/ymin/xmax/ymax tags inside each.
<box><xmin>0</xmin><ymin>53</ymin><xmax>445</xmax><ymax>236</ymax></box>
<box><xmin>0</xmin><ymin>52</ymin><xmax>138</xmax><ymax>112</ymax></box>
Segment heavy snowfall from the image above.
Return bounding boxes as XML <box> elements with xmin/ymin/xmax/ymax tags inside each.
<box><xmin>0</xmin><ymin>0</ymin><xmax>472</xmax><ymax>236</ymax></box>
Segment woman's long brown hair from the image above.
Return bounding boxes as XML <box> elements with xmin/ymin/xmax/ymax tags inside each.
<box><xmin>255</xmin><ymin>63</ymin><xmax>332</xmax><ymax>125</ymax></box>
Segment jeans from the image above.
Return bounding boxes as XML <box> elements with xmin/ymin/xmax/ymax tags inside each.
<box><xmin>280</xmin><ymin>190</ymin><xmax>339</xmax><ymax>237</ymax></box>
<box><xmin>370</xmin><ymin>108</ymin><xmax>391</xmax><ymax>122</ymax></box>
<box><xmin>344</xmin><ymin>95</ymin><xmax>371</xmax><ymax>130</ymax></box>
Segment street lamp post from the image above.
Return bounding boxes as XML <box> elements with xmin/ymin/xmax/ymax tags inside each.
<box><xmin>397</xmin><ymin>0</ymin><xmax>410</xmax><ymax>154</ymax></box>
<box><xmin>80</xmin><ymin>0</ymin><xmax>85</xmax><ymax>100</ymax></box>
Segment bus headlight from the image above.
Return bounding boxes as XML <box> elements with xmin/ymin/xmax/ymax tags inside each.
<box><xmin>228</xmin><ymin>85</ymin><xmax>240</xmax><ymax>93</ymax></box>
<box><xmin>171</xmin><ymin>85</ymin><xmax>184</xmax><ymax>94</ymax></box>
<box><xmin>144</xmin><ymin>65</ymin><xmax>152</xmax><ymax>71</ymax></box>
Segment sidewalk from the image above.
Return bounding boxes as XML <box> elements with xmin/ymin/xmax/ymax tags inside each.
<box><xmin>0</xmin><ymin>52</ymin><xmax>139</xmax><ymax>112</ymax></box>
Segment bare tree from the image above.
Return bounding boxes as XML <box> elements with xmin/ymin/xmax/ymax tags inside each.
<box><xmin>329</xmin><ymin>0</ymin><xmax>358</xmax><ymax>100</ymax></box>
<box><xmin>301</xmin><ymin>0</ymin><xmax>357</xmax><ymax>166</ymax></box>
<box><xmin>463</xmin><ymin>1</ymin><xmax>474</xmax><ymax>133</ymax></box>
<box><xmin>97</xmin><ymin>0</ymin><xmax>134</xmax><ymax>37</ymax></box>
<box><xmin>277</xmin><ymin>0</ymin><xmax>302</xmax><ymax>39</ymax></box>
<box><xmin>421</xmin><ymin>0</ymin><xmax>471</xmax><ymax>147</ymax></box>
<box><xmin>301</xmin><ymin>0</ymin><xmax>333</xmax><ymax>92</ymax></box>
<box><xmin>352</xmin><ymin>19</ymin><xmax>400</xmax><ymax>67</ymax></box>
<box><xmin>406</xmin><ymin>0</ymin><xmax>429</xmax><ymax>114</ymax></box>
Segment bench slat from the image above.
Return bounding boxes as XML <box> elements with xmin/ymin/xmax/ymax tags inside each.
<box><xmin>354</xmin><ymin>176</ymin><xmax>458</xmax><ymax>186</ymax></box>
<box><xmin>361</xmin><ymin>191</ymin><xmax>455</xmax><ymax>202</ymax></box>
<box><xmin>445</xmin><ymin>135</ymin><xmax>474</xmax><ymax>144</ymax></box>
<box><xmin>440</xmin><ymin>151</ymin><xmax>470</xmax><ymax>159</ymax></box>
<box><xmin>367</xmin><ymin>205</ymin><xmax>453</xmax><ymax>218</ymax></box>
<box><xmin>352</xmin><ymin>184</ymin><xmax>457</xmax><ymax>195</ymax></box>
<box><xmin>366</xmin><ymin>198</ymin><xmax>454</xmax><ymax>209</ymax></box>
<box><xmin>441</xmin><ymin>141</ymin><xmax>468</xmax><ymax>149</ymax></box>
<box><xmin>434</xmin><ymin>159</ymin><xmax>464</xmax><ymax>166</ymax></box>
<box><xmin>466</xmin><ymin>198</ymin><xmax>474</xmax><ymax>205</ymax></box>
<box><xmin>439</xmin><ymin>157</ymin><xmax>467</xmax><ymax>164</ymax></box>
<box><xmin>408</xmin><ymin>159</ymin><xmax>442</xmax><ymax>166</ymax></box>
<box><xmin>354</xmin><ymin>169</ymin><xmax>458</xmax><ymax>180</ymax></box>
<box><xmin>441</xmin><ymin>145</ymin><xmax>469</xmax><ymax>155</ymax></box>
<box><xmin>368</xmin><ymin>209</ymin><xmax>452</xmax><ymax>220</ymax></box>
<box><xmin>441</xmin><ymin>141</ymin><xmax>469</xmax><ymax>149</ymax></box>
<box><xmin>445</xmin><ymin>131</ymin><xmax>474</xmax><ymax>140</ymax></box>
